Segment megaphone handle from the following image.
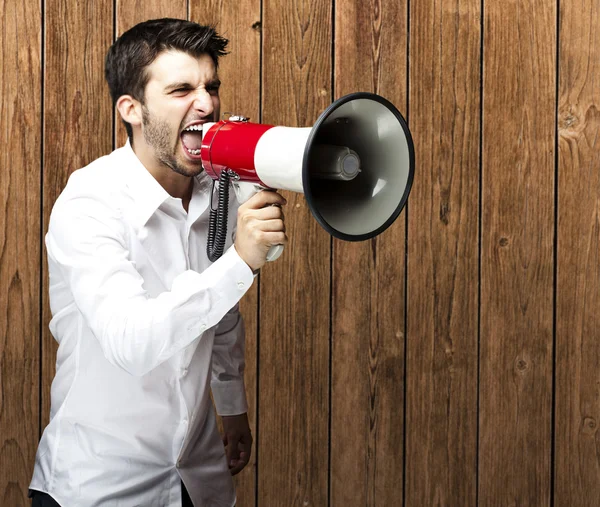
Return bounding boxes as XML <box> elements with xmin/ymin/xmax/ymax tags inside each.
<box><xmin>232</xmin><ymin>182</ymin><xmax>285</xmax><ymax>263</ymax></box>
<box><xmin>266</xmin><ymin>244</ymin><xmax>284</xmax><ymax>261</ymax></box>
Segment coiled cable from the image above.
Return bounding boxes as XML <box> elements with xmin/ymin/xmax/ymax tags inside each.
<box><xmin>207</xmin><ymin>169</ymin><xmax>237</xmax><ymax>262</ymax></box>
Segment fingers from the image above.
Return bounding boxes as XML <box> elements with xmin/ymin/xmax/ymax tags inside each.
<box><xmin>240</xmin><ymin>206</ymin><xmax>284</xmax><ymax>226</ymax></box>
<box><xmin>235</xmin><ymin>190</ymin><xmax>288</xmax><ymax>271</ymax></box>
<box><xmin>263</xmin><ymin>219</ymin><xmax>286</xmax><ymax>233</ymax></box>
<box><xmin>229</xmin><ymin>442</ymin><xmax>252</xmax><ymax>476</ymax></box>
<box><xmin>240</xmin><ymin>207</ymin><xmax>286</xmax><ymax>239</ymax></box>
<box><xmin>249</xmin><ymin>204</ymin><xmax>285</xmax><ymax>221</ymax></box>
<box><xmin>229</xmin><ymin>453</ymin><xmax>248</xmax><ymax>475</ymax></box>
<box><xmin>224</xmin><ymin>435</ymin><xmax>237</xmax><ymax>470</ymax></box>
<box><xmin>225</xmin><ymin>437</ymin><xmax>251</xmax><ymax>475</ymax></box>
<box><xmin>241</xmin><ymin>190</ymin><xmax>287</xmax><ymax>210</ymax></box>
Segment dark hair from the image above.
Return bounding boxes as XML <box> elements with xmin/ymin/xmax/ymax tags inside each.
<box><xmin>105</xmin><ymin>18</ymin><xmax>229</xmax><ymax>140</ymax></box>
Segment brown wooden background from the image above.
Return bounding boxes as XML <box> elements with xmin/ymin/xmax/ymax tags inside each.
<box><xmin>1</xmin><ymin>0</ymin><xmax>599</xmax><ymax>505</ymax></box>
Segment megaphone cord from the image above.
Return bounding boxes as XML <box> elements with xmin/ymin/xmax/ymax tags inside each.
<box><xmin>207</xmin><ymin>169</ymin><xmax>237</xmax><ymax>262</ymax></box>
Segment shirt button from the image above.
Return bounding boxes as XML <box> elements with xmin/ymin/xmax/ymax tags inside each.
<box><xmin>237</xmin><ymin>281</ymin><xmax>245</xmax><ymax>290</ymax></box>
<box><xmin>181</xmin><ymin>368</ymin><xmax>188</xmax><ymax>376</ymax></box>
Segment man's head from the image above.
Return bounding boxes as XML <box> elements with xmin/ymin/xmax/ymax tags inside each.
<box><xmin>105</xmin><ymin>19</ymin><xmax>228</xmax><ymax>176</ymax></box>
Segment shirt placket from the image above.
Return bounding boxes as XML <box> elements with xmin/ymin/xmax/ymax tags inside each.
<box><xmin>180</xmin><ymin>215</ymin><xmax>195</xmax><ymax>376</ymax></box>
<box><xmin>168</xmin><ymin>205</ymin><xmax>192</xmax><ymax>468</ymax></box>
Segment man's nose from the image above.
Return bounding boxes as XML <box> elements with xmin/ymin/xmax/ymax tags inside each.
<box><xmin>192</xmin><ymin>89</ymin><xmax>214</xmax><ymax>117</ymax></box>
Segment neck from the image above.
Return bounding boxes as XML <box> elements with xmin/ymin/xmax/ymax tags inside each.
<box><xmin>131</xmin><ymin>136</ymin><xmax>193</xmax><ymax>209</ymax></box>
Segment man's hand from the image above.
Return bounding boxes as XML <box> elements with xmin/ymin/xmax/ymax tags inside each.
<box><xmin>234</xmin><ymin>191</ymin><xmax>288</xmax><ymax>271</ymax></box>
<box><xmin>222</xmin><ymin>413</ymin><xmax>253</xmax><ymax>475</ymax></box>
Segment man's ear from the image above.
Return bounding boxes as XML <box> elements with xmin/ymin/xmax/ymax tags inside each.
<box><xmin>116</xmin><ymin>95</ymin><xmax>143</xmax><ymax>127</ymax></box>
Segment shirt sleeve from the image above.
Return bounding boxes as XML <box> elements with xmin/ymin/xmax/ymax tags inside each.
<box><xmin>46</xmin><ymin>191</ymin><xmax>255</xmax><ymax>377</ymax></box>
<box><xmin>210</xmin><ymin>303</ymin><xmax>248</xmax><ymax>416</ymax></box>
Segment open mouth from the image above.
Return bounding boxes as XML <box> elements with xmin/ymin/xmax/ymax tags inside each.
<box><xmin>180</xmin><ymin>123</ymin><xmax>204</xmax><ymax>158</ymax></box>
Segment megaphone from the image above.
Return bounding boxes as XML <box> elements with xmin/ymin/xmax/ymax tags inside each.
<box><xmin>199</xmin><ymin>92</ymin><xmax>414</xmax><ymax>262</ymax></box>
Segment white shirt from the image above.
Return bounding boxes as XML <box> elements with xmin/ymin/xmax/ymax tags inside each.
<box><xmin>30</xmin><ymin>142</ymin><xmax>254</xmax><ymax>507</ymax></box>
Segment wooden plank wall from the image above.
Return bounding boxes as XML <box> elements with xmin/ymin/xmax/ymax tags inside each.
<box><xmin>407</xmin><ymin>0</ymin><xmax>480</xmax><ymax>504</ymax></box>
<box><xmin>480</xmin><ymin>1</ymin><xmax>556</xmax><ymax>504</ymax></box>
<box><xmin>555</xmin><ymin>0</ymin><xmax>600</xmax><ymax>505</ymax></box>
<box><xmin>1</xmin><ymin>1</ymin><xmax>600</xmax><ymax>506</ymax></box>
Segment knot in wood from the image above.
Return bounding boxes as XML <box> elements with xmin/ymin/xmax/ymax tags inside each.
<box><xmin>515</xmin><ymin>357</ymin><xmax>528</xmax><ymax>372</ymax></box>
<box><xmin>558</xmin><ymin>107</ymin><xmax>580</xmax><ymax>131</ymax></box>
<box><xmin>582</xmin><ymin>417</ymin><xmax>597</xmax><ymax>436</ymax></box>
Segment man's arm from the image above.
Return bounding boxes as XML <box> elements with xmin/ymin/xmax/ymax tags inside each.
<box><xmin>47</xmin><ymin>191</ymin><xmax>254</xmax><ymax>377</ymax></box>
<box><xmin>211</xmin><ymin>303</ymin><xmax>253</xmax><ymax>475</ymax></box>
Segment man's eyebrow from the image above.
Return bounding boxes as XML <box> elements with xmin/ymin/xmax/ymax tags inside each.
<box><xmin>164</xmin><ymin>79</ymin><xmax>221</xmax><ymax>92</ymax></box>
<box><xmin>207</xmin><ymin>78</ymin><xmax>221</xmax><ymax>87</ymax></box>
<box><xmin>164</xmin><ymin>82</ymin><xmax>193</xmax><ymax>92</ymax></box>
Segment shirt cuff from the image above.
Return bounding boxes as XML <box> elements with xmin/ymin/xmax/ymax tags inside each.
<box><xmin>216</xmin><ymin>244</ymin><xmax>254</xmax><ymax>296</ymax></box>
<box><xmin>170</xmin><ymin>244</ymin><xmax>253</xmax><ymax>303</ymax></box>
<box><xmin>211</xmin><ymin>379</ymin><xmax>248</xmax><ymax>416</ymax></box>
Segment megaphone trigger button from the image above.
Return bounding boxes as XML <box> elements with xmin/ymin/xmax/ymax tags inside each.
<box><xmin>225</xmin><ymin>114</ymin><xmax>250</xmax><ymax>122</ymax></box>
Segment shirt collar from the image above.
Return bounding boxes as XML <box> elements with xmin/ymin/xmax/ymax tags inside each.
<box><xmin>119</xmin><ymin>140</ymin><xmax>214</xmax><ymax>229</ymax></box>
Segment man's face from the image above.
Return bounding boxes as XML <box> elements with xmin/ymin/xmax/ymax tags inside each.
<box><xmin>139</xmin><ymin>50</ymin><xmax>221</xmax><ymax>177</ymax></box>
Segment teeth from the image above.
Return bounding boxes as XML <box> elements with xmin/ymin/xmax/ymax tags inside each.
<box><xmin>187</xmin><ymin>148</ymin><xmax>201</xmax><ymax>155</ymax></box>
<box><xmin>184</xmin><ymin>124</ymin><xmax>203</xmax><ymax>132</ymax></box>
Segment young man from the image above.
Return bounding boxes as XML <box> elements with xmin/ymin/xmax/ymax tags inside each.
<box><xmin>29</xmin><ymin>18</ymin><xmax>287</xmax><ymax>507</ymax></box>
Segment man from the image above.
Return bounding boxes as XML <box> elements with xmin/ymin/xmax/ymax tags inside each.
<box><xmin>29</xmin><ymin>18</ymin><xmax>287</xmax><ymax>507</ymax></box>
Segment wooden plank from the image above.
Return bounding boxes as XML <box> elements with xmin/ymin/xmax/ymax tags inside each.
<box><xmin>115</xmin><ymin>0</ymin><xmax>188</xmax><ymax>147</ymax></box>
<box><xmin>405</xmin><ymin>0</ymin><xmax>481</xmax><ymax>504</ymax></box>
<box><xmin>258</xmin><ymin>0</ymin><xmax>332</xmax><ymax>505</ymax></box>
<box><xmin>190</xmin><ymin>2</ymin><xmax>262</xmax><ymax>504</ymax></box>
<box><xmin>0</xmin><ymin>0</ymin><xmax>42</xmax><ymax>503</ymax></box>
<box><xmin>42</xmin><ymin>0</ymin><xmax>113</xmax><ymax>428</ymax></box>
<box><xmin>555</xmin><ymin>0</ymin><xmax>600</xmax><ymax>504</ymax></box>
<box><xmin>479</xmin><ymin>0</ymin><xmax>556</xmax><ymax>504</ymax></box>
<box><xmin>331</xmin><ymin>0</ymin><xmax>409</xmax><ymax>505</ymax></box>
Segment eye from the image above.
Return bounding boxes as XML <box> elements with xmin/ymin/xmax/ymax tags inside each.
<box><xmin>206</xmin><ymin>85</ymin><xmax>220</xmax><ymax>95</ymax></box>
<box><xmin>172</xmin><ymin>88</ymin><xmax>191</xmax><ymax>95</ymax></box>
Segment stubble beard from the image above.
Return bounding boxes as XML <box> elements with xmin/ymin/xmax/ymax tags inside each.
<box><xmin>141</xmin><ymin>105</ymin><xmax>203</xmax><ymax>178</ymax></box>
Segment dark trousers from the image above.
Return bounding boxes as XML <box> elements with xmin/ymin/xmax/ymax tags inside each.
<box><xmin>30</xmin><ymin>481</ymin><xmax>195</xmax><ymax>506</ymax></box>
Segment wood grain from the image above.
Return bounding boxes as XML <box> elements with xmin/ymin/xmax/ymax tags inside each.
<box><xmin>555</xmin><ymin>0</ymin><xmax>600</xmax><ymax>504</ymax></box>
<box><xmin>406</xmin><ymin>0</ymin><xmax>481</xmax><ymax>505</ymax></box>
<box><xmin>190</xmin><ymin>2</ymin><xmax>262</xmax><ymax>504</ymax></box>
<box><xmin>42</xmin><ymin>0</ymin><xmax>113</xmax><ymax>428</ymax></box>
<box><xmin>479</xmin><ymin>0</ymin><xmax>556</xmax><ymax>504</ymax></box>
<box><xmin>258</xmin><ymin>0</ymin><xmax>332</xmax><ymax>505</ymax></box>
<box><xmin>115</xmin><ymin>0</ymin><xmax>188</xmax><ymax>147</ymax></box>
<box><xmin>331</xmin><ymin>0</ymin><xmax>409</xmax><ymax>505</ymax></box>
<box><xmin>0</xmin><ymin>0</ymin><xmax>42</xmax><ymax>503</ymax></box>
